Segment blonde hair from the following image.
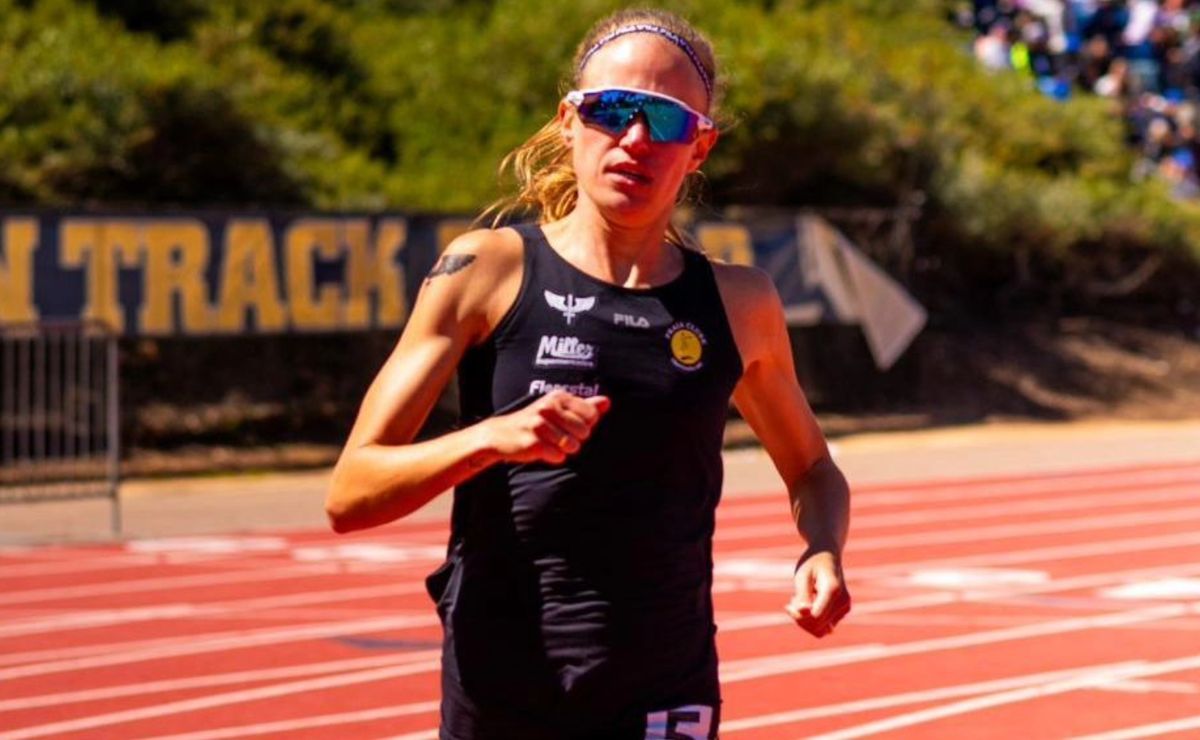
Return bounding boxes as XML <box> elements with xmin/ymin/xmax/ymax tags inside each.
<box><xmin>484</xmin><ymin>8</ymin><xmax>720</xmax><ymax>246</ymax></box>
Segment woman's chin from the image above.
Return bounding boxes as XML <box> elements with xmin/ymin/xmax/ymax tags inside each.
<box><xmin>588</xmin><ymin>188</ymin><xmax>670</xmax><ymax>224</ymax></box>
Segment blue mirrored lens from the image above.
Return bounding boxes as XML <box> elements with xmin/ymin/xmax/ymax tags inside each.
<box><xmin>642</xmin><ymin>99</ymin><xmax>693</xmax><ymax>142</ymax></box>
<box><xmin>579</xmin><ymin>91</ymin><xmax>698</xmax><ymax>143</ymax></box>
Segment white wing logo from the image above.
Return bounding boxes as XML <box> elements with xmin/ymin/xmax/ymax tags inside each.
<box><xmin>544</xmin><ymin>290</ymin><xmax>595</xmax><ymax>325</ymax></box>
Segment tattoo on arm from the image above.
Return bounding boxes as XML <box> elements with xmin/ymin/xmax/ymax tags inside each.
<box><xmin>426</xmin><ymin>254</ymin><xmax>476</xmax><ymax>282</ymax></box>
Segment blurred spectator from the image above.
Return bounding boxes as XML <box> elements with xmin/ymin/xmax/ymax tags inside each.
<box><xmin>976</xmin><ymin>23</ymin><xmax>1014</xmax><ymax>68</ymax></box>
<box><xmin>960</xmin><ymin>0</ymin><xmax>1200</xmax><ymax>199</ymax></box>
<box><xmin>1096</xmin><ymin>56</ymin><xmax>1133</xmax><ymax>94</ymax></box>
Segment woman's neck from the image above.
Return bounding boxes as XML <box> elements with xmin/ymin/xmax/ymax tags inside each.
<box><xmin>542</xmin><ymin>205</ymin><xmax>682</xmax><ymax>289</ymax></box>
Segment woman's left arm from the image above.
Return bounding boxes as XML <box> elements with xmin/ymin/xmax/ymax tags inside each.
<box><xmin>715</xmin><ymin>262</ymin><xmax>851</xmax><ymax>637</ymax></box>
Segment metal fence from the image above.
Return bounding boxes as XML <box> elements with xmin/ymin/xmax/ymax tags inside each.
<box><xmin>1</xmin><ymin>321</ymin><xmax>121</xmax><ymax>533</ymax></box>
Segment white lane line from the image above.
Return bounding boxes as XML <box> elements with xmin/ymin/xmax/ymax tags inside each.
<box><xmin>807</xmin><ymin>653</ymin><xmax>1200</xmax><ymax>740</ymax></box>
<box><xmin>0</xmin><ymin>563</ymin><xmax>340</xmax><ymax>607</ymax></box>
<box><xmin>719</xmin><ymin>482</ymin><xmax>1200</xmax><ymax>542</ymax></box>
<box><xmin>718</xmin><ymin>558</ymin><xmax>1200</xmax><ymax>636</ymax></box>
<box><xmin>12</xmin><ymin>551</ymin><xmax>1184</xmax><ymax>691</ymax></box>
<box><xmin>0</xmin><ymin>613</ymin><xmax>440</xmax><ymax>681</ymax></box>
<box><xmin>849</xmin><ymin>467</ymin><xmax>1200</xmax><ymax>505</ymax></box>
<box><xmin>848</xmin><ymin>530</ymin><xmax>1200</xmax><ymax>580</ymax></box>
<box><xmin>179</xmin><ymin>606</ymin><xmax>407</xmax><ymax>622</ymax></box>
<box><xmin>719</xmin><ymin>602</ymin><xmax>1200</xmax><ymax>684</ymax></box>
<box><xmin>727</xmin><ymin>463</ymin><xmax>1200</xmax><ymax>503</ymax></box>
<box><xmin>2</xmin><ymin>659</ymin><xmax>442</xmax><ymax>739</ymax></box>
<box><xmin>0</xmin><ymin>581</ymin><xmax>427</xmax><ymax>639</ymax></box>
<box><xmin>7</xmin><ymin>559</ymin><xmax>1199</xmax><ymax>730</ymax></box>
<box><xmin>718</xmin><ymin>470</ymin><xmax>1200</xmax><ymax>521</ymax></box>
<box><xmin>10</xmin><ymin>534</ymin><xmax>1200</xmax><ymax>691</ymax></box>
<box><xmin>0</xmin><ymin>604</ymin><xmax>201</xmax><ymax>639</ymax></box>
<box><xmin>1099</xmin><ymin>679</ymin><xmax>1199</xmax><ymax>694</ymax></box>
<box><xmin>380</xmin><ymin>732</ymin><xmax>440</xmax><ymax>740</ymax></box>
<box><xmin>721</xmin><ymin>660</ymin><xmax>1144</xmax><ymax>732</ymax></box>
<box><xmin>140</xmin><ymin>701</ymin><xmax>442</xmax><ymax>740</ymax></box>
<box><xmin>33</xmin><ymin>509</ymin><xmax>1191</xmax><ymax>654</ymax></box>
<box><xmin>735</xmin><ymin>504</ymin><xmax>1200</xmax><ymax>556</ymax></box>
<box><xmin>0</xmin><ymin>555</ymin><xmax>163</xmax><ymax>579</ymax></box>
<box><xmin>1072</xmin><ymin>714</ymin><xmax>1200</xmax><ymax>740</ymax></box>
<box><xmin>854</xmin><ymin>482</ymin><xmax>1200</xmax><ymax>526</ymax></box>
<box><xmin>0</xmin><ymin>651</ymin><xmax>439</xmax><ymax>713</ymax></box>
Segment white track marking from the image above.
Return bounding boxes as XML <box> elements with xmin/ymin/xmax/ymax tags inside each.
<box><xmin>2</xmin><ymin>659</ymin><xmax>442</xmax><ymax>739</ymax></box>
<box><xmin>849</xmin><ymin>466</ymin><xmax>1200</xmax><ymax>505</ymax></box>
<box><xmin>9</xmin><ymin>534</ymin><xmax>1200</xmax><ymax>694</ymax></box>
<box><xmin>715</xmin><ymin>468</ymin><xmax>1200</xmax><ymax>521</ymax></box>
<box><xmin>126</xmin><ymin>536</ymin><xmax>289</xmax><ymax>555</ymax></box>
<box><xmin>292</xmin><ymin>543</ymin><xmax>448</xmax><ymax>563</ymax></box>
<box><xmin>720</xmin><ymin>602</ymin><xmax>1200</xmax><ymax>684</ymax></box>
<box><xmin>380</xmin><ymin>732</ymin><xmax>439</xmax><ymax>740</ymax></box>
<box><xmin>717</xmin><ymin>483</ymin><xmax>1200</xmax><ymax>541</ymax></box>
<box><xmin>827</xmin><ymin>506</ymin><xmax>1200</xmax><ymax>553</ymax></box>
<box><xmin>0</xmin><ymin>581</ymin><xmax>426</xmax><ymax>639</ymax></box>
<box><xmin>832</xmin><ymin>560</ymin><xmax>1200</xmax><ymax>620</ymax></box>
<box><xmin>904</xmin><ymin>568</ymin><xmax>1048</xmax><ymax>589</ymax></box>
<box><xmin>178</xmin><ymin>606</ymin><xmax>409</xmax><ymax>622</ymax></box>
<box><xmin>0</xmin><ymin>563</ymin><xmax>340</xmax><ymax>606</ymax></box>
<box><xmin>0</xmin><ymin>604</ymin><xmax>202</xmax><ymax>638</ymax></box>
<box><xmin>141</xmin><ymin>701</ymin><xmax>442</xmax><ymax>740</ymax></box>
<box><xmin>807</xmin><ymin>653</ymin><xmax>1200</xmax><ymax>740</ymax></box>
<box><xmin>0</xmin><ymin>613</ymin><xmax>439</xmax><ymax>681</ymax></box>
<box><xmin>847</xmin><ymin>530</ymin><xmax>1200</xmax><ymax>580</ymax></box>
<box><xmin>0</xmin><ymin>555</ymin><xmax>162</xmax><ymax>579</ymax></box>
<box><xmin>727</xmin><ymin>463</ymin><xmax>1200</xmax><ymax>504</ymax></box>
<box><xmin>736</xmin><ymin>504</ymin><xmax>1200</xmax><ymax>557</ymax></box>
<box><xmin>718</xmin><ymin>546</ymin><xmax>1200</xmax><ymax>604</ymax></box>
<box><xmin>4</xmin><ymin>573</ymin><xmax>1170</xmax><ymax>725</ymax></box>
<box><xmin>1072</xmin><ymin>714</ymin><xmax>1200</xmax><ymax>739</ymax></box>
<box><xmin>721</xmin><ymin>660</ymin><xmax>1145</xmax><ymax>732</ymax></box>
<box><xmin>0</xmin><ymin>651</ymin><xmax>439</xmax><ymax>713</ymax></box>
<box><xmin>1100</xmin><ymin>579</ymin><xmax>1200</xmax><ymax>600</ymax></box>
<box><xmin>852</xmin><ymin>483</ymin><xmax>1200</xmax><ymax>528</ymax></box>
<box><xmin>8</xmin><ymin>551</ymin><xmax>1186</xmax><ymax>689</ymax></box>
<box><xmin>1097</xmin><ymin>679</ymin><xmax>1198</xmax><ymax>694</ymax></box>
<box><xmin>725</xmin><ymin>529</ymin><xmax>1200</xmax><ymax>584</ymax></box>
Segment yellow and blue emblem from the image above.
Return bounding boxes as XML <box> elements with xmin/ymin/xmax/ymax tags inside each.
<box><xmin>666</xmin><ymin>321</ymin><xmax>706</xmax><ymax>371</ymax></box>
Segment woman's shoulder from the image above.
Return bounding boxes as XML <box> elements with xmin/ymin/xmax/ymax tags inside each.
<box><xmin>706</xmin><ymin>257</ymin><xmax>778</xmax><ymax>308</ymax></box>
<box><xmin>442</xmin><ymin>225</ymin><xmax>526</xmax><ymax>266</ymax></box>
<box><xmin>429</xmin><ymin>226</ymin><xmax>527</xmax><ymax>339</ymax></box>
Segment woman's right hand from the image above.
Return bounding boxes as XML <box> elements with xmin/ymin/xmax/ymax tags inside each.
<box><xmin>483</xmin><ymin>391</ymin><xmax>611</xmax><ymax>465</ymax></box>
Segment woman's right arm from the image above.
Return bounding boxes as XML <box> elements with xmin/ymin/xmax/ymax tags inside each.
<box><xmin>324</xmin><ymin>228</ymin><xmax>608</xmax><ymax>533</ymax></box>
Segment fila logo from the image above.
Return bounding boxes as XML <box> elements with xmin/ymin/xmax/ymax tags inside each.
<box><xmin>613</xmin><ymin>312</ymin><xmax>651</xmax><ymax>328</ymax></box>
<box><xmin>529</xmin><ymin>379</ymin><xmax>601</xmax><ymax>397</ymax></box>
<box><xmin>535</xmin><ymin>335</ymin><xmax>596</xmax><ymax>368</ymax></box>
<box><xmin>544</xmin><ymin>290</ymin><xmax>595</xmax><ymax>325</ymax></box>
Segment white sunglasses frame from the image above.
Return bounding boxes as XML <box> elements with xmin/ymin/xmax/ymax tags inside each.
<box><xmin>563</xmin><ymin>86</ymin><xmax>715</xmax><ymax>140</ymax></box>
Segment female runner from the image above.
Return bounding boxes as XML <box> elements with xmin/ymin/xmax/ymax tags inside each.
<box><xmin>326</xmin><ymin>9</ymin><xmax>851</xmax><ymax>739</ymax></box>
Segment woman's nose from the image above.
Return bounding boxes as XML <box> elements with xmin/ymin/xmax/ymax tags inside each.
<box><xmin>619</xmin><ymin>115</ymin><xmax>653</xmax><ymax>150</ymax></box>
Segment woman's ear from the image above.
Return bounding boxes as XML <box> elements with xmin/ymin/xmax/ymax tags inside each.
<box><xmin>688</xmin><ymin>128</ymin><xmax>719</xmax><ymax>172</ymax></box>
<box><xmin>558</xmin><ymin>101</ymin><xmax>575</xmax><ymax>146</ymax></box>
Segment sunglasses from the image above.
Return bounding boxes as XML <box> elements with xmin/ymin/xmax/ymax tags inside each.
<box><xmin>564</xmin><ymin>87</ymin><xmax>714</xmax><ymax>144</ymax></box>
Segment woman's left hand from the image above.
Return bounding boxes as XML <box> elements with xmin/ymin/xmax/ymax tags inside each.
<box><xmin>785</xmin><ymin>550</ymin><xmax>851</xmax><ymax>638</ymax></box>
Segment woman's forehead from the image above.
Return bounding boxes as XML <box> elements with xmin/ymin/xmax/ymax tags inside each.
<box><xmin>578</xmin><ymin>34</ymin><xmax>709</xmax><ymax>112</ymax></box>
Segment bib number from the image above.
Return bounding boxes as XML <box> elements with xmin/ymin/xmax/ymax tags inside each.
<box><xmin>645</xmin><ymin>704</ymin><xmax>714</xmax><ymax>739</ymax></box>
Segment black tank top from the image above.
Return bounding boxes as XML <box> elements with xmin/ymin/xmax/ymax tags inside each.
<box><xmin>434</xmin><ymin>222</ymin><xmax>742</xmax><ymax>716</ymax></box>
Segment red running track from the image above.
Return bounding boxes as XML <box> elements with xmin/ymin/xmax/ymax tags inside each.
<box><xmin>4</xmin><ymin>461</ymin><xmax>1200</xmax><ymax>738</ymax></box>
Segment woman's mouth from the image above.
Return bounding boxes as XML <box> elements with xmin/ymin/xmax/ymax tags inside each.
<box><xmin>607</xmin><ymin>164</ymin><xmax>653</xmax><ymax>186</ymax></box>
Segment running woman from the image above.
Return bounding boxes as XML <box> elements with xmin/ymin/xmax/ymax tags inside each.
<box><xmin>326</xmin><ymin>9</ymin><xmax>851</xmax><ymax>739</ymax></box>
